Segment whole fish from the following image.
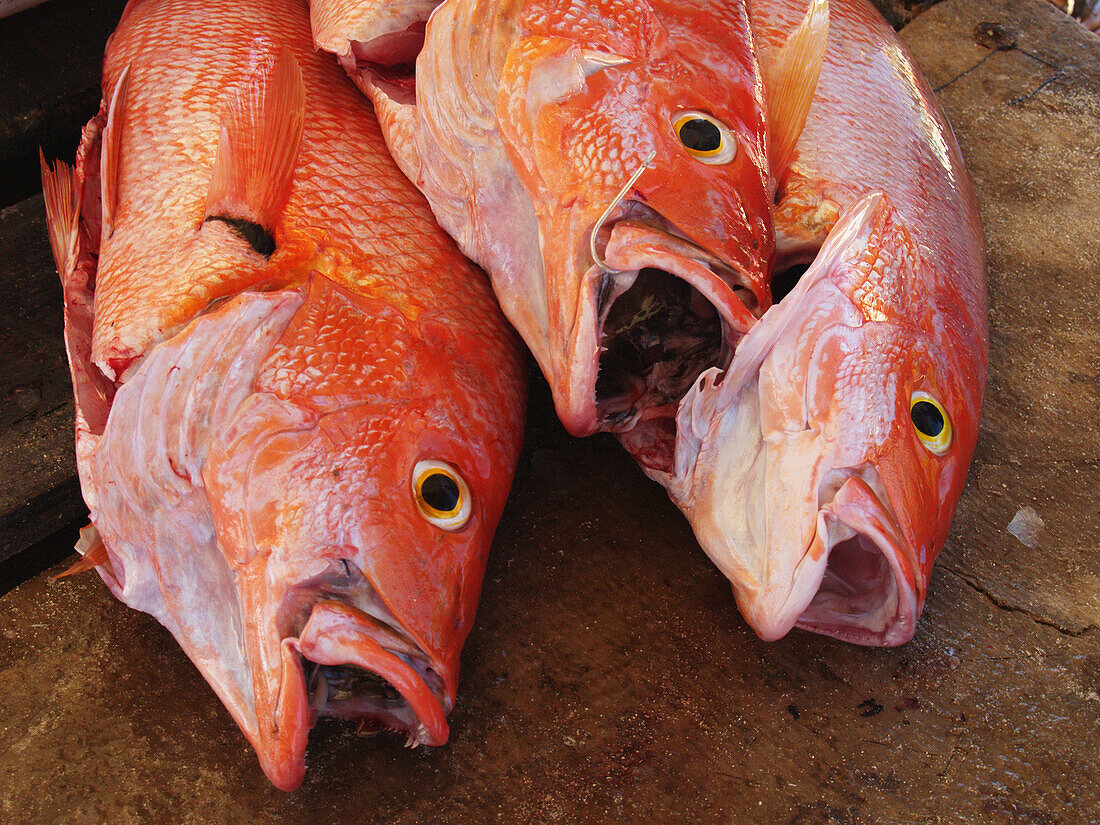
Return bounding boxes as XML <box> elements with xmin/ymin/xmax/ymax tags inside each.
<box><xmin>41</xmin><ymin>0</ymin><xmax>526</xmax><ymax>790</ymax></box>
<box><xmin>312</xmin><ymin>0</ymin><xmax>986</xmax><ymax>645</ymax></box>
<box><xmin>658</xmin><ymin>0</ymin><xmax>986</xmax><ymax>645</ymax></box>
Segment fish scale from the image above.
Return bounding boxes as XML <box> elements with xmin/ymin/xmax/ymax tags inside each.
<box><xmin>43</xmin><ymin>0</ymin><xmax>526</xmax><ymax>791</ymax></box>
<box><xmin>259</xmin><ymin>293</ymin><xmax>420</xmax><ymax>405</ymax></box>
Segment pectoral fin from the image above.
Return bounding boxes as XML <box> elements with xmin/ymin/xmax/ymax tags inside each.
<box><xmin>204</xmin><ymin>46</ymin><xmax>305</xmax><ymax>241</ymax></box>
<box><xmin>759</xmin><ymin>0</ymin><xmax>829</xmax><ymax>181</ymax></box>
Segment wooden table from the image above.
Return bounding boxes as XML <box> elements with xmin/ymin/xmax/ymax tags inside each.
<box><xmin>0</xmin><ymin>1</ymin><xmax>1096</xmax><ymax>822</ymax></box>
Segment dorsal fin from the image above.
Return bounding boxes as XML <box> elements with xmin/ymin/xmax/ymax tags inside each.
<box><xmin>39</xmin><ymin>150</ymin><xmax>80</xmax><ymax>276</ymax></box>
<box><xmin>760</xmin><ymin>0</ymin><xmax>829</xmax><ymax>182</ymax></box>
<box><xmin>204</xmin><ymin>45</ymin><xmax>305</xmax><ymax>235</ymax></box>
<box><xmin>101</xmin><ymin>63</ymin><xmax>132</xmax><ymax>237</ymax></box>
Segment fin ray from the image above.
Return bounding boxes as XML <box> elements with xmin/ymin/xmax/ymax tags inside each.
<box><xmin>54</xmin><ymin>523</ymin><xmax>112</xmax><ymax>579</ymax></box>
<box><xmin>39</xmin><ymin>150</ymin><xmax>80</xmax><ymax>276</ymax></box>
<box><xmin>205</xmin><ymin>46</ymin><xmax>305</xmax><ymax>233</ymax></box>
<box><xmin>761</xmin><ymin>0</ymin><xmax>829</xmax><ymax>181</ymax></box>
<box><xmin>101</xmin><ymin>63</ymin><xmax>132</xmax><ymax>237</ymax></box>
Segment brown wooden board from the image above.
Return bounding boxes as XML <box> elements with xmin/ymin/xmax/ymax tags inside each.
<box><xmin>0</xmin><ymin>0</ymin><xmax>126</xmax><ymax>208</ymax></box>
<box><xmin>0</xmin><ymin>193</ymin><xmax>83</xmax><ymax>562</ymax></box>
<box><xmin>0</xmin><ymin>0</ymin><xmax>1098</xmax><ymax>823</ymax></box>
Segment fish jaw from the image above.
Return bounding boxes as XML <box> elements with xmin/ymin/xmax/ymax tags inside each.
<box><xmin>249</xmin><ymin>597</ymin><xmax>451</xmax><ymax>790</ymax></box>
<box><xmin>667</xmin><ymin>193</ymin><xmax>981</xmax><ymax>645</ymax></box>
<box><xmin>201</xmin><ymin>273</ymin><xmax>522</xmax><ymax>787</ymax></box>
<box><xmin>675</xmin><ymin>378</ymin><xmax>921</xmax><ymax>644</ymax></box>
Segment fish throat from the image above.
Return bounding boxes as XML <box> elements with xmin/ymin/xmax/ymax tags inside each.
<box><xmin>595</xmin><ymin>268</ymin><xmax>728</xmax><ymax>472</ymax></box>
<box><xmin>590</xmin><ymin>206</ymin><xmax>762</xmax><ymax>473</ymax></box>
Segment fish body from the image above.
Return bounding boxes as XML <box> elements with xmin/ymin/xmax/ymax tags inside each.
<box><xmin>42</xmin><ymin>0</ymin><xmax>526</xmax><ymax>790</ymax></box>
<box><xmin>311</xmin><ymin>0</ymin><xmax>986</xmax><ymax>645</ymax></box>
<box><xmin>668</xmin><ymin>0</ymin><xmax>987</xmax><ymax>643</ymax></box>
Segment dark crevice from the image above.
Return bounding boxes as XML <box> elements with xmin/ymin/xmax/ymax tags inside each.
<box><xmin>595</xmin><ymin>268</ymin><xmax>723</xmax><ymax>425</ymax></box>
<box><xmin>771</xmin><ymin>263</ymin><xmax>810</xmax><ymax>304</ymax></box>
<box><xmin>940</xmin><ymin>566</ymin><xmax>1099</xmax><ymax>638</ymax></box>
<box><xmin>204</xmin><ymin>215</ymin><xmax>275</xmax><ymax>257</ymax></box>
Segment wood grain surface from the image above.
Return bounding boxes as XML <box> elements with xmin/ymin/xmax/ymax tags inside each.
<box><xmin>0</xmin><ymin>0</ymin><xmax>1096</xmax><ymax>823</ymax></box>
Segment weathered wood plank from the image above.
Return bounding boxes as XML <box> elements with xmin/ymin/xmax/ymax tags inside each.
<box><xmin>0</xmin><ymin>0</ymin><xmax>126</xmax><ymax>207</ymax></box>
<box><xmin>0</xmin><ymin>194</ymin><xmax>83</xmax><ymax>561</ymax></box>
<box><xmin>0</xmin><ymin>1</ymin><xmax>1096</xmax><ymax>823</ymax></box>
<box><xmin>903</xmin><ymin>0</ymin><xmax>1100</xmax><ymax>637</ymax></box>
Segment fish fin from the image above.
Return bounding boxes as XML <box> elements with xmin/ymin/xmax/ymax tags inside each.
<box><xmin>759</xmin><ymin>0</ymin><xmax>829</xmax><ymax>181</ymax></box>
<box><xmin>100</xmin><ymin>63</ymin><xmax>131</xmax><ymax>238</ymax></box>
<box><xmin>205</xmin><ymin>46</ymin><xmax>305</xmax><ymax>235</ymax></box>
<box><xmin>54</xmin><ymin>523</ymin><xmax>112</xmax><ymax>580</ymax></box>
<box><xmin>39</xmin><ymin>150</ymin><xmax>80</xmax><ymax>276</ymax></box>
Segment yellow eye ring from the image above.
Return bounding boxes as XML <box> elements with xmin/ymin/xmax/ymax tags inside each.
<box><xmin>671</xmin><ymin>110</ymin><xmax>737</xmax><ymax>165</ymax></box>
<box><xmin>910</xmin><ymin>392</ymin><xmax>952</xmax><ymax>455</ymax></box>
<box><xmin>412</xmin><ymin>460</ymin><xmax>472</xmax><ymax>531</ymax></box>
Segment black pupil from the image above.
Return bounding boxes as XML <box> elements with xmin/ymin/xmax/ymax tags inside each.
<box><xmin>911</xmin><ymin>401</ymin><xmax>945</xmax><ymax>437</ymax></box>
<box><xmin>422</xmin><ymin>473</ymin><xmax>460</xmax><ymax>513</ymax></box>
<box><xmin>678</xmin><ymin>118</ymin><xmax>722</xmax><ymax>153</ymax></box>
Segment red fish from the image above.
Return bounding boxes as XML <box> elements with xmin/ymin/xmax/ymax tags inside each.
<box><xmin>312</xmin><ymin>0</ymin><xmax>986</xmax><ymax>645</ymax></box>
<box><xmin>41</xmin><ymin>0</ymin><xmax>525</xmax><ymax>790</ymax></box>
<box><xmin>311</xmin><ymin>0</ymin><xmax>775</xmax><ymax>446</ymax></box>
<box><xmin>662</xmin><ymin>0</ymin><xmax>987</xmax><ymax>644</ymax></box>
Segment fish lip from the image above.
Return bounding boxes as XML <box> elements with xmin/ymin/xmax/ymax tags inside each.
<box><xmin>565</xmin><ymin>210</ymin><xmax>760</xmax><ymax>443</ymax></box>
<box><xmin>288</xmin><ymin>600</ymin><xmax>450</xmax><ymax>747</ymax></box>
<box><xmin>768</xmin><ymin>471</ymin><xmax>919</xmax><ymax>646</ymax></box>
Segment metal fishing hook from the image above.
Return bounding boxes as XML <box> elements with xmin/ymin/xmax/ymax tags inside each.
<box><xmin>589</xmin><ymin>149</ymin><xmax>657</xmax><ymax>274</ymax></box>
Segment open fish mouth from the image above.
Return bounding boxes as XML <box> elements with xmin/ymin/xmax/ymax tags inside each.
<box><xmin>274</xmin><ymin>558</ymin><xmax>451</xmax><ymax>757</ymax></box>
<box><xmin>749</xmin><ymin>469</ymin><xmax>920</xmax><ymax>647</ymax></box>
<box><xmin>587</xmin><ymin>207</ymin><xmax>761</xmax><ymax>469</ymax></box>
<box><xmin>290</xmin><ymin>600</ymin><xmax>449</xmax><ymax>746</ymax></box>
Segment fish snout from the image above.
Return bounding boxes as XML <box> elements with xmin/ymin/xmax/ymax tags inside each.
<box><xmin>793</xmin><ymin>468</ymin><xmax>919</xmax><ymax>646</ymax></box>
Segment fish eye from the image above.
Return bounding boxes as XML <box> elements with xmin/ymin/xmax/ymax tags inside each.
<box><xmin>671</xmin><ymin>110</ymin><xmax>737</xmax><ymax>165</ymax></box>
<box><xmin>412</xmin><ymin>460</ymin><xmax>472</xmax><ymax>531</ymax></box>
<box><xmin>910</xmin><ymin>391</ymin><xmax>952</xmax><ymax>455</ymax></box>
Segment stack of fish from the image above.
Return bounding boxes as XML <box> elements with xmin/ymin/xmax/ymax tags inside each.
<box><xmin>42</xmin><ymin>0</ymin><xmax>986</xmax><ymax>790</ymax></box>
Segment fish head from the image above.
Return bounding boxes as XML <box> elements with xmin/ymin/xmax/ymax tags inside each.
<box><xmin>493</xmin><ymin>0</ymin><xmax>773</xmax><ymax>435</ymax></box>
<box><xmin>670</xmin><ymin>193</ymin><xmax>985</xmax><ymax>646</ymax></box>
<box><xmin>203</xmin><ymin>274</ymin><xmax>525</xmax><ymax>789</ymax></box>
